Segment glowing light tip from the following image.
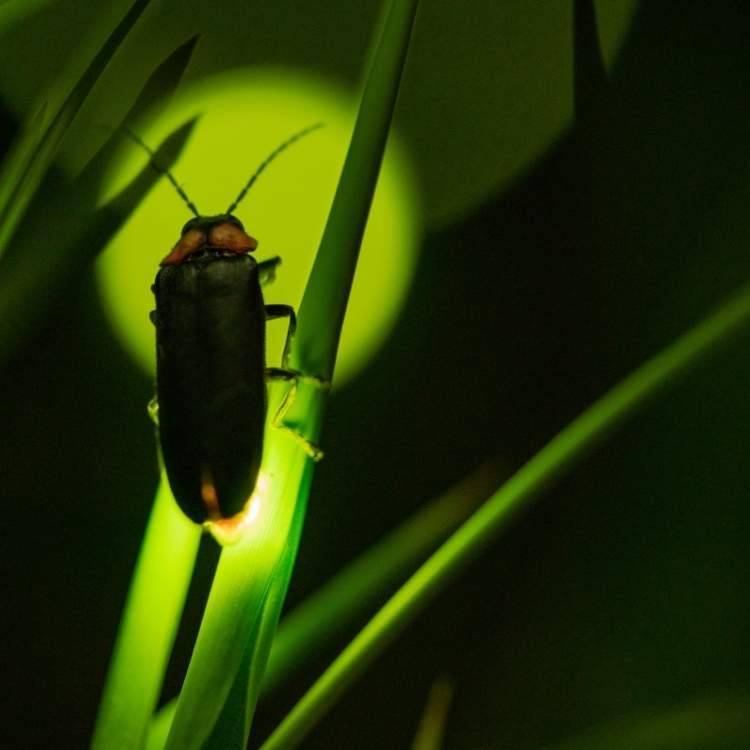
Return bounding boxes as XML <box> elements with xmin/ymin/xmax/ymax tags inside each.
<box><xmin>206</xmin><ymin>474</ymin><xmax>267</xmax><ymax>545</ymax></box>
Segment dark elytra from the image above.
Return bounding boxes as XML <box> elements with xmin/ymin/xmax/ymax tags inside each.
<box><xmin>138</xmin><ymin>123</ymin><xmax>323</xmax><ymax>524</ymax></box>
<box><xmin>152</xmin><ymin>250</ymin><xmax>267</xmax><ymax>522</ymax></box>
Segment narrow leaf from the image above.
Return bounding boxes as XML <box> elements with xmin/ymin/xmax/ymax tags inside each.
<box><xmin>0</xmin><ymin>0</ymin><xmax>59</xmax><ymax>34</ymax></box>
<box><xmin>0</xmin><ymin>0</ymin><xmax>151</xmax><ymax>258</ymax></box>
<box><xmin>542</xmin><ymin>694</ymin><xmax>750</xmax><ymax>750</ymax></box>
<box><xmin>0</xmin><ymin>117</ymin><xmax>198</xmax><ymax>361</ymax></box>
<box><xmin>90</xmin><ymin>477</ymin><xmax>201</xmax><ymax>750</ymax></box>
<box><xmin>164</xmin><ymin>0</ymin><xmax>420</xmax><ymax>747</ymax></box>
<box><xmin>411</xmin><ymin>678</ymin><xmax>454</xmax><ymax>750</ymax></box>
<box><xmin>147</xmin><ymin>462</ymin><xmax>497</xmax><ymax>749</ymax></box>
<box><xmin>260</xmin><ymin>279</ymin><xmax>750</xmax><ymax>750</ymax></box>
<box><xmin>262</xmin><ymin>462</ymin><xmax>498</xmax><ymax>694</ymax></box>
<box><xmin>76</xmin><ymin>33</ymin><xmax>200</xmax><ymax>196</ymax></box>
<box><xmin>291</xmin><ymin>0</ymin><xmax>420</xmax><ymax>382</ymax></box>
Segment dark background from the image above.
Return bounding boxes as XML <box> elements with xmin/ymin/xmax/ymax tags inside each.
<box><xmin>3</xmin><ymin>2</ymin><xmax>750</xmax><ymax>748</ymax></box>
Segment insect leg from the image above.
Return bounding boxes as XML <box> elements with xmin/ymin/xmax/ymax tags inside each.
<box><xmin>265</xmin><ymin>303</ymin><xmax>296</xmax><ymax>367</ymax></box>
<box><xmin>257</xmin><ymin>256</ymin><xmax>282</xmax><ymax>287</ymax></box>
<box><xmin>147</xmin><ymin>396</ymin><xmax>159</xmax><ymax>426</ymax></box>
<box><xmin>265</xmin><ymin>366</ymin><xmax>330</xmax><ymax>460</ymax></box>
<box><xmin>264</xmin><ymin>304</ymin><xmax>330</xmax><ymax>456</ymax></box>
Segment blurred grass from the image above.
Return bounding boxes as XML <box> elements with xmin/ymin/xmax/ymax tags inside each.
<box><xmin>0</xmin><ymin>0</ymin><xmax>58</xmax><ymax>36</ymax></box>
<box><xmin>259</xmin><ymin>277</ymin><xmax>750</xmax><ymax>750</ymax></box>
<box><xmin>146</xmin><ymin>462</ymin><xmax>500</xmax><ymax>749</ymax></box>
<box><xmin>542</xmin><ymin>694</ymin><xmax>750</xmax><ymax>750</ymax></box>
<box><xmin>0</xmin><ymin>34</ymin><xmax>198</xmax><ymax>362</ymax></box>
<box><xmin>0</xmin><ymin>0</ymin><xmax>151</xmax><ymax>259</ymax></box>
<box><xmin>0</xmin><ymin>1</ymin><xmax>742</xmax><ymax>750</ymax></box>
<box><xmin>90</xmin><ymin>477</ymin><xmax>200</xmax><ymax>750</ymax></box>
<box><xmin>410</xmin><ymin>678</ymin><xmax>454</xmax><ymax>750</ymax></box>
<box><xmin>0</xmin><ymin>1</ymin><xmax>638</xmax><ymax>228</ymax></box>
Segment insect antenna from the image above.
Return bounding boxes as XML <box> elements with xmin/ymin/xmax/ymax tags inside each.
<box><xmin>225</xmin><ymin>122</ymin><xmax>324</xmax><ymax>215</ymax></box>
<box><xmin>121</xmin><ymin>126</ymin><xmax>200</xmax><ymax>216</ymax></box>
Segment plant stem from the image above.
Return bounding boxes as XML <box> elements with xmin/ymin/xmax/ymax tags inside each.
<box><xmin>290</xmin><ymin>0</ymin><xmax>420</xmax><ymax>381</ymax></box>
<box><xmin>164</xmin><ymin>0</ymin><xmax>420</xmax><ymax>747</ymax></box>
<box><xmin>260</xmin><ymin>279</ymin><xmax>750</xmax><ymax>750</ymax></box>
<box><xmin>90</xmin><ymin>476</ymin><xmax>200</xmax><ymax>750</ymax></box>
<box><xmin>544</xmin><ymin>694</ymin><xmax>750</xmax><ymax>750</ymax></box>
<box><xmin>145</xmin><ymin>462</ymin><xmax>498</xmax><ymax>749</ymax></box>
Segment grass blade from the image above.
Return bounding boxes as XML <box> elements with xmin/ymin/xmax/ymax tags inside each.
<box><xmin>76</xmin><ymin>33</ymin><xmax>200</xmax><ymax>195</ymax></box>
<box><xmin>163</xmin><ymin>450</ymin><xmax>312</xmax><ymax>750</ymax></box>
<box><xmin>146</xmin><ymin>462</ymin><xmax>499</xmax><ymax>749</ymax></box>
<box><xmin>0</xmin><ymin>0</ymin><xmax>151</xmax><ymax>259</ymax></box>
<box><xmin>259</xmin><ymin>279</ymin><xmax>750</xmax><ymax>750</ymax></box>
<box><xmin>163</xmin><ymin>1</ymin><xmax>419</xmax><ymax>747</ymax></box>
<box><xmin>541</xmin><ymin>694</ymin><xmax>750</xmax><ymax>750</ymax></box>
<box><xmin>0</xmin><ymin>33</ymin><xmax>198</xmax><ymax>363</ymax></box>
<box><xmin>0</xmin><ymin>117</ymin><xmax>197</xmax><ymax>361</ymax></box>
<box><xmin>291</xmin><ymin>0</ymin><xmax>420</xmax><ymax>380</ymax></box>
<box><xmin>90</xmin><ymin>477</ymin><xmax>201</xmax><ymax>750</ymax></box>
<box><xmin>0</xmin><ymin>0</ymin><xmax>59</xmax><ymax>34</ymax></box>
<box><xmin>262</xmin><ymin>462</ymin><xmax>499</xmax><ymax>694</ymax></box>
<box><xmin>410</xmin><ymin>678</ymin><xmax>454</xmax><ymax>750</ymax></box>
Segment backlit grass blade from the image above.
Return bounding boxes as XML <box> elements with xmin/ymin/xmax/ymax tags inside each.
<box><xmin>146</xmin><ymin>462</ymin><xmax>499</xmax><ymax>750</ymax></box>
<box><xmin>259</xmin><ymin>279</ymin><xmax>750</xmax><ymax>750</ymax></box>
<box><xmin>410</xmin><ymin>678</ymin><xmax>454</xmax><ymax>750</ymax></box>
<box><xmin>262</xmin><ymin>462</ymin><xmax>499</xmax><ymax>695</ymax></box>
<box><xmin>76</xmin><ymin>34</ymin><xmax>200</xmax><ymax>195</ymax></box>
<box><xmin>542</xmin><ymin>694</ymin><xmax>750</xmax><ymax>750</ymax></box>
<box><xmin>0</xmin><ymin>117</ymin><xmax>197</xmax><ymax>361</ymax></box>
<box><xmin>163</xmin><ymin>1</ymin><xmax>419</xmax><ymax>747</ymax></box>
<box><xmin>291</xmin><ymin>0</ymin><xmax>420</xmax><ymax>381</ymax></box>
<box><xmin>163</xmin><ymin>444</ymin><xmax>312</xmax><ymax>750</ymax></box>
<box><xmin>90</xmin><ymin>476</ymin><xmax>201</xmax><ymax>750</ymax></box>
<box><xmin>201</xmin><ymin>473</ymin><xmax>312</xmax><ymax>750</ymax></box>
<box><xmin>0</xmin><ymin>0</ymin><xmax>151</xmax><ymax>259</ymax></box>
<box><xmin>0</xmin><ymin>35</ymin><xmax>197</xmax><ymax>362</ymax></box>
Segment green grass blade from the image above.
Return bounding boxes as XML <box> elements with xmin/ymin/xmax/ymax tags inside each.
<box><xmin>163</xmin><ymin>450</ymin><xmax>313</xmax><ymax>750</ymax></box>
<box><xmin>262</xmin><ymin>462</ymin><xmax>499</xmax><ymax>695</ymax></box>
<box><xmin>291</xmin><ymin>0</ymin><xmax>420</xmax><ymax>382</ymax></box>
<box><xmin>76</xmin><ymin>33</ymin><xmax>200</xmax><ymax>195</ymax></box>
<box><xmin>541</xmin><ymin>694</ymin><xmax>750</xmax><ymax>750</ymax></box>
<box><xmin>202</xmin><ymin>478</ymin><xmax>312</xmax><ymax>750</ymax></box>
<box><xmin>0</xmin><ymin>0</ymin><xmax>59</xmax><ymax>34</ymax></box>
<box><xmin>259</xmin><ymin>279</ymin><xmax>750</xmax><ymax>750</ymax></box>
<box><xmin>90</xmin><ymin>476</ymin><xmax>201</xmax><ymax>750</ymax></box>
<box><xmin>0</xmin><ymin>0</ymin><xmax>151</xmax><ymax>259</ymax></box>
<box><xmin>0</xmin><ymin>37</ymin><xmax>198</xmax><ymax>363</ymax></box>
<box><xmin>163</xmin><ymin>1</ymin><xmax>419</xmax><ymax>747</ymax></box>
<box><xmin>0</xmin><ymin>117</ymin><xmax>197</xmax><ymax>361</ymax></box>
<box><xmin>410</xmin><ymin>678</ymin><xmax>454</xmax><ymax>750</ymax></box>
<box><xmin>146</xmin><ymin>462</ymin><xmax>498</xmax><ymax>749</ymax></box>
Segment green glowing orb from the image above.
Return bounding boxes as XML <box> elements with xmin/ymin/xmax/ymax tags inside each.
<box><xmin>96</xmin><ymin>68</ymin><xmax>420</xmax><ymax>386</ymax></box>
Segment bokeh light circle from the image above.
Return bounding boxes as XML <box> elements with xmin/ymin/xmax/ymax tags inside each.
<box><xmin>96</xmin><ymin>68</ymin><xmax>421</xmax><ymax>387</ymax></box>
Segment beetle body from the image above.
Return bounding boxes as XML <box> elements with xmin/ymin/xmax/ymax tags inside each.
<box><xmin>133</xmin><ymin>123</ymin><xmax>324</xmax><ymax>525</ymax></box>
<box><xmin>152</xmin><ymin>216</ymin><xmax>267</xmax><ymax>523</ymax></box>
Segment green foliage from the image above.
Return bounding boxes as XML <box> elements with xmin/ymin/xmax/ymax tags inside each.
<box><xmin>0</xmin><ymin>32</ymin><xmax>198</xmax><ymax>361</ymax></box>
<box><xmin>0</xmin><ymin>0</ymin><xmax>151</xmax><ymax>259</ymax></box>
<box><xmin>4</xmin><ymin>3</ymin><xmax>750</xmax><ymax>750</ymax></box>
<box><xmin>161</xmin><ymin>1</ymin><xmax>420</xmax><ymax>746</ymax></box>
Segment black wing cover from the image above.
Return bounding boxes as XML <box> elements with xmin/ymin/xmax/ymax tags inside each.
<box><xmin>153</xmin><ymin>254</ymin><xmax>266</xmax><ymax>522</ymax></box>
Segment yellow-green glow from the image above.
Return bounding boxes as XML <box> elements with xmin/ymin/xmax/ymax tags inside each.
<box><xmin>96</xmin><ymin>68</ymin><xmax>420</xmax><ymax>386</ymax></box>
<box><xmin>206</xmin><ymin>471</ymin><xmax>267</xmax><ymax>546</ymax></box>
<box><xmin>91</xmin><ymin>476</ymin><xmax>201</xmax><ymax>750</ymax></box>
